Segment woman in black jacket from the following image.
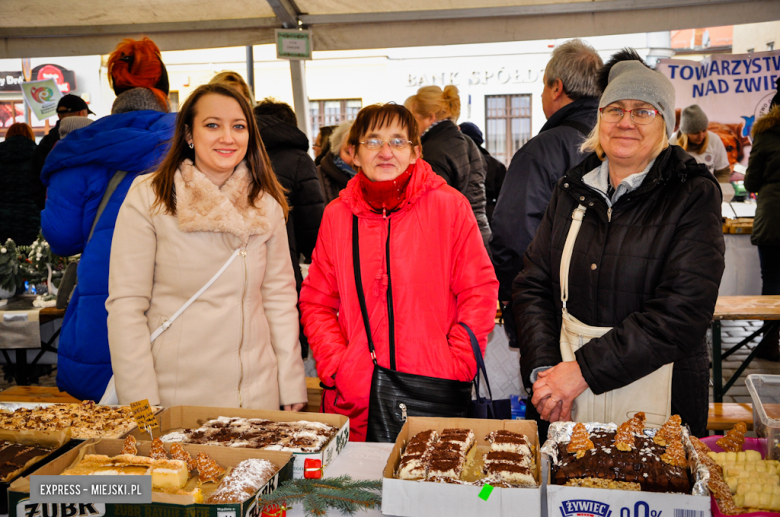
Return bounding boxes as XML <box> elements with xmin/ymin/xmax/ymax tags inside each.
<box><xmin>745</xmin><ymin>91</ymin><xmax>780</xmax><ymax>359</ymax></box>
<box><xmin>405</xmin><ymin>86</ymin><xmax>490</xmax><ymax>246</ymax></box>
<box><xmin>0</xmin><ymin>123</ymin><xmax>39</xmax><ymax>246</ymax></box>
<box><xmin>254</xmin><ymin>100</ymin><xmax>326</xmax><ymax>358</ymax></box>
<box><xmin>513</xmin><ymin>58</ymin><xmax>724</xmax><ymax>438</ymax></box>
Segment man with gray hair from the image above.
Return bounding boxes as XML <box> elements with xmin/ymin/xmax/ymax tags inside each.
<box><xmin>490</xmin><ymin>38</ymin><xmax>603</xmax><ymax>348</ymax></box>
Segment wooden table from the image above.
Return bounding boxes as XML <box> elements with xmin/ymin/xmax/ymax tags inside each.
<box><xmin>708</xmin><ymin>402</ymin><xmax>754</xmax><ymax>431</ymax></box>
<box><xmin>0</xmin><ymin>300</ymin><xmax>66</xmax><ymax>386</ymax></box>
<box><xmin>712</xmin><ymin>296</ymin><xmax>780</xmax><ymax>403</ymax></box>
<box><xmin>0</xmin><ymin>385</ymin><xmax>79</xmax><ymax>403</ymax></box>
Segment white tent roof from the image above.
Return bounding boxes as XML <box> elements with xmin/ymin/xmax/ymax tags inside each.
<box><xmin>2</xmin><ymin>0</ymin><xmax>779</xmax><ymax>58</ymax></box>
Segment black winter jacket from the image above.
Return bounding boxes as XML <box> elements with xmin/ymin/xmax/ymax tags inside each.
<box><xmin>423</xmin><ymin>120</ymin><xmax>490</xmax><ymax>244</ymax></box>
<box><xmin>491</xmin><ymin>97</ymin><xmax>599</xmax><ymax>301</ymax></box>
<box><xmin>0</xmin><ymin>135</ymin><xmax>40</xmax><ymax>246</ymax></box>
<box><xmin>513</xmin><ymin>145</ymin><xmax>725</xmax><ymax>436</ymax></box>
<box><xmin>256</xmin><ymin>114</ymin><xmax>325</xmax><ymax>282</ymax></box>
<box><xmin>421</xmin><ymin>119</ymin><xmax>470</xmax><ymax>191</ymax></box>
<box><xmin>29</xmin><ymin>120</ymin><xmax>60</xmax><ymax>210</ymax></box>
<box><xmin>463</xmin><ymin>135</ymin><xmax>491</xmax><ymax>245</ymax></box>
<box><xmin>481</xmin><ymin>147</ymin><xmax>506</xmax><ymax>224</ymax></box>
<box><xmin>745</xmin><ymin>105</ymin><xmax>780</xmax><ymax>246</ymax></box>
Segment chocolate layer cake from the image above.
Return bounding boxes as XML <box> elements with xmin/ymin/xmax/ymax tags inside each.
<box><xmin>552</xmin><ymin>431</ymin><xmax>691</xmax><ymax>493</ymax></box>
<box><xmin>0</xmin><ymin>442</ymin><xmax>54</xmax><ymax>480</ymax></box>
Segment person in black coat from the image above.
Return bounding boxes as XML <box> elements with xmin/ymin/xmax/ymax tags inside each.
<box><xmin>405</xmin><ymin>86</ymin><xmax>490</xmax><ymax>245</ymax></box>
<box><xmin>460</xmin><ymin>122</ymin><xmax>506</xmax><ymax>224</ymax></box>
<box><xmin>514</xmin><ymin>59</ymin><xmax>724</xmax><ymax>439</ymax></box>
<box><xmin>254</xmin><ymin>100</ymin><xmax>326</xmax><ymax>358</ymax></box>
<box><xmin>0</xmin><ymin>123</ymin><xmax>39</xmax><ymax>246</ymax></box>
<box><xmin>491</xmin><ymin>40</ymin><xmax>604</xmax><ymax>339</ymax></box>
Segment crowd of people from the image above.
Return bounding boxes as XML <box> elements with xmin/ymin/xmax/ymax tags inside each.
<box><xmin>2</xmin><ymin>34</ymin><xmax>779</xmax><ymax>443</ymax></box>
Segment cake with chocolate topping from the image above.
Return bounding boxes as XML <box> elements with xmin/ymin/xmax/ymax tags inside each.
<box><xmin>551</xmin><ymin>430</ymin><xmax>691</xmax><ymax>493</ymax></box>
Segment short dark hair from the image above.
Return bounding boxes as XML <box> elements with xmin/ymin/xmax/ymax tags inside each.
<box><xmin>254</xmin><ymin>98</ymin><xmax>297</xmax><ymax>127</ymax></box>
<box><xmin>347</xmin><ymin>103</ymin><xmax>420</xmax><ymax>150</ymax></box>
<box><xmin>597</xmin><ymin>48</ymin><xmax>648</xmax><ymax>93</ymax></box>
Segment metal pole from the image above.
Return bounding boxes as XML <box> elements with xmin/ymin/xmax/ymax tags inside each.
<box><xmin>246</xmin><ymin>46</ymin><xmax>255</xmax><ymax>102</ymax></box>
<box><xmin>289</xmin><ymin>59</ymin><xmax>310</xmax><ymax>141</ymax></box>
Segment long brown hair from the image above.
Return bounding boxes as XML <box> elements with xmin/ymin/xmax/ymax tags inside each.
<box><xmin>151</xmin><ymin>83</ymin><xmax>288</xmax><ymax>218</ymax></box>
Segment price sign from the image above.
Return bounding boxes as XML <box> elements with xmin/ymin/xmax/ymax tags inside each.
<box><xmin>275</xmin><ymin>29</ymin><xmax>312</xmax><ymax>60</ymax></box>
<box><xmin>129</xmin><ymin>399</ymin><xmax>159</xmax><ymax>435</ymax></box>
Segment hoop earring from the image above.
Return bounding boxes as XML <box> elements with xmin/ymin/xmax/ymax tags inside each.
<box><xmin>188</xmin><ymin>142</ymin><xmax>193</xmax><ymax>149</ymax></box>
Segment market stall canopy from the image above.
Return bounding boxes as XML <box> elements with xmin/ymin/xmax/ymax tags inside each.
<box><xmin>2</xmin><ymin>0</ymin><xmax>779</xmax><ymax>59</ymax></box>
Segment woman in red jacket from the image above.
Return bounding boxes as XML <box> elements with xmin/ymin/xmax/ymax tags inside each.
<box><xmin>299</xmin><ymin>104</ymin><xmax>498</xmax><ymax>441</ymax></box>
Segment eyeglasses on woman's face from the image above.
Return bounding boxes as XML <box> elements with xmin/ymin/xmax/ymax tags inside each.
<box><xmin>600</xmin><ymin>106</ymin><xmax>659</xmax><ymax>125</ymax></box>
<box><xmin>359</xmin><ymin>138</ymin><xmax>413</xmax><ymax>150</ymax></box>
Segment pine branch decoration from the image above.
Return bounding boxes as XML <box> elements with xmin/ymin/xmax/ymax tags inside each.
<box><xmin>258</xmin><ymin>476</ymin><xmax>382</xmax><ymax>517</ymax></box>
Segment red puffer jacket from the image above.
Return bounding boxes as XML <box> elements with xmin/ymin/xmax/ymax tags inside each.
<box><xmin>300</xmin><ymin>159</ymin><xmax>498</xmax><ymax>442</ymax></box>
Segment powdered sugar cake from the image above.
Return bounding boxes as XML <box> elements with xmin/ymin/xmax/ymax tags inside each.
<box><xmin>206</xmin><ymin>459</ymin><xmax>278</xmax><ymax>504</ymax></box>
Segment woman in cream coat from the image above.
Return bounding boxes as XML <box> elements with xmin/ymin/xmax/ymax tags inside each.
<box><xmin>106</xmin><ymin>83</ymin><xmax>307</xmax><ymax>410</ymax></box>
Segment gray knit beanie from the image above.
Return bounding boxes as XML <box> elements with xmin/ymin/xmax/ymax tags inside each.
<box><xmin>599</xmin><ymin>60</ymin><xmax>676</xmax><ymax>137</ymax></box>
<box><xmin>58</xmin><ymin>116</ymin><xmax>93</xmax><ymax>139</ymax></box>
<box><xmin>680</xmin><ymin>104</ymin><xmax>709</xmax><ymax>134</ymax></box>
<box><xmin>111</xmin><ymin>87</ymin><xmax>170</xmax><ymax>115</ymax></box>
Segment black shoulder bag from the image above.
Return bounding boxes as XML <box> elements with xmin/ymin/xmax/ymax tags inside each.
<box><xmin>353</xmin><ymin>215</ymin><xmax>494</xmax><ymax>443</ymax></box>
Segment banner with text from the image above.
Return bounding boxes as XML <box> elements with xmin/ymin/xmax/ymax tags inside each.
<box><xmin>658</xmin><ymin>50</ymin><xmax>780</xmax><ymax>168</ymax></box>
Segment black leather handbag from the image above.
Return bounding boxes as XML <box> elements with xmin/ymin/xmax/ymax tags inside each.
<box><xmin>352</xmin><ymin>215</ymin><xmax>477</xmax><ymax>443</ymax></box>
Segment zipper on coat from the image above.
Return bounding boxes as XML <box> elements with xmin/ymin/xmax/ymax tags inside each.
<box><xmin>237</xmin><ymin>249</ymin><xmax>248</xmax><ymax>407</ymax></box>
<box><xmin>607</xmin><ymin>207</ymin><xmax>613</xmax><ymax>222</ymax></box>
<box><xmin>385</xmin><ymin>217</ymin><xmax>396</xmax><ymax>370</ymax></box>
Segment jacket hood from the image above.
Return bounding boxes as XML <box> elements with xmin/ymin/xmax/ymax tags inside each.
<box><xmin>565</xmin><ymin>144</ymin><xmax>719</xmax><ymax>201</ymax></box>
<box><xmin>339</xmin><ymin>159</ymin><xmax>446</xmax><ymax>217</ymax></box>
<box><xmin>319</xmin><ymin>151</ymin><xmax>353</xmax><ymax>184</ymax></box>
<box><xmin>0</xmin><ymin>135</ymin><xmax>36</xmax><ymax>164</ymax></box>
<box><xmin>752</xmin><ymin>105</ymin><xmax>780</xmax><ymax>137</ymax></box>
<box><xmin>41</xmin><ymin>110</ymin><xmax>176</xmax><ymax>185</ymax></box>
<box><xmin>255</xmin><ymin>115</ymin><xmax>309</xmax><ymax>153</ymax></box>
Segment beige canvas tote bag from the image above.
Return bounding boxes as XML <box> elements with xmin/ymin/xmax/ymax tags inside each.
<box><xmin>559</xmin><ymin>205</ymin><xmax>672</xmax><ymax>426</ymax></box>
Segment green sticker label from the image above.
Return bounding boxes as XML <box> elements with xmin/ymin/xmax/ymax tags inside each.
<box><xmin>478</xmin><ymin>484</ymin><xmax>493</xmax><ymax>501</ymax></box>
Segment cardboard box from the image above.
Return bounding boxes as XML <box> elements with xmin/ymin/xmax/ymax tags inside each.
<box><xmin>8</xmin><ymin>438</ymin><xmax>293</xmax><ymax>517</ymax></box>
<box><xmin>129</xmin><ymin>406</ymin><xmax>350</xmax><ymax>479</ymax></box>
<box><xmin>381</xmin><ymin>417</ymin><xmax>542</xmax><ymax>517</ymax></box>
<box><xmin>0</xmin><ymin>429</ymin><xmax>76</xmax><ymax>515</ymax></box>
<box><xmin>545</xmin><ymin>456</ymin><xmax>711</xmax><ymax>517</ymax></box>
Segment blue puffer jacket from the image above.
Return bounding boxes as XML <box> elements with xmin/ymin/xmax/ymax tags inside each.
<box><xmin>41</xmin><ymin>110</ymin><xmax>175</xmax><ymax>401</ymax></box>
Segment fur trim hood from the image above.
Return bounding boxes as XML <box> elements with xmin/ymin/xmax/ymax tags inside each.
<box><xmin>174</xmin><ymin>159</ymin><xmax>267</xmax><ymax>245</ymax></box>
<box><xmin>753</xmin><ymin>105</ymin><xmax>780</xmax><ymax>137</ymax></box>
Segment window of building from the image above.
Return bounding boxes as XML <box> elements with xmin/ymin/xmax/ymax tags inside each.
<box><xmin>768</xmin><ymin>42</ymin><xmax>775</xmax><ymax>51</ymax></box>
<box><xmin>747</xmin><ymin>48</ymin><xmax>755</xmax><ymax>53</ymax></box>
<box><xmin>485</xmin><ymin>94</ymin><xmax>532</xmax><ymax>165</ymax></box>
<box><xmin>1</xmin><ymin>99</ymin><xmax>52</xmax><ymax>139</ymax></box>
<box><xmin>309</xmin><ymin>99</ymin><xmax>362</xmax><ymax>133</ymax></box>
<box><xmin>0</xmin><ymin>100</ymin><xmax>24</xmax><ymax>129</ymax></box>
